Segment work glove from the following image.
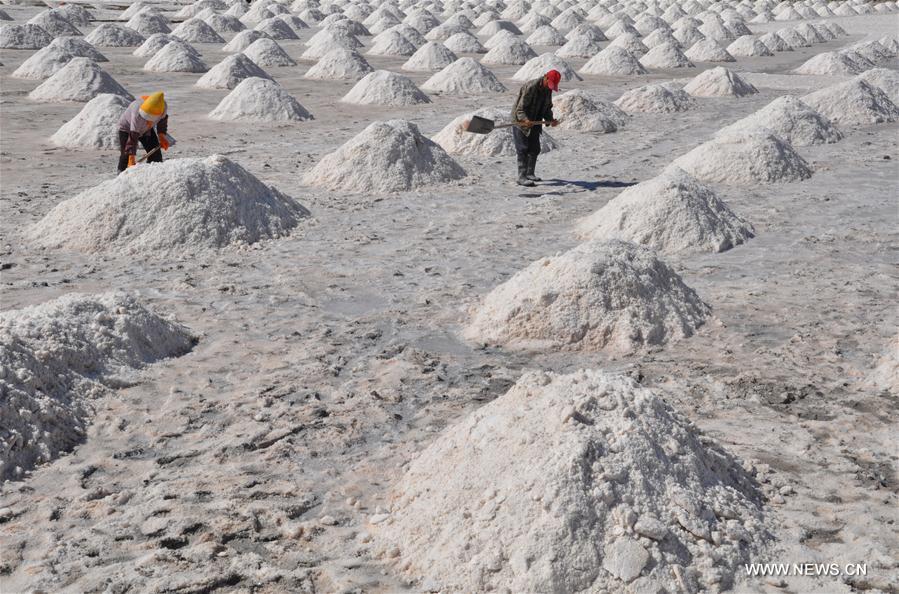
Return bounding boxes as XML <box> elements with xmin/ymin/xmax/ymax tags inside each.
<box><xmin>158</xmin><ymin>133</ymin><xmax>170</xmax><ymax>151</ymax></box>
<box><xmin>550</xmin><ymin>119</ymin><xmax>560</xmax><ymax>127</ymax></box>
<box><xmin>127</xmin><ymin>154</ymin><xmax>136</xmax><ymax>168</ymax></box>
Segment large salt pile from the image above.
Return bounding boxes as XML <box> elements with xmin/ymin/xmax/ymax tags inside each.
<box><xmin>0</xmin><ymin>293</ymin><xmax>195</xmax><ymax>480</ymax></box>
<box><xmin>615</xmin><ymin>83</ymin><xmax>694</xmax><ymax>113</ymax></box>
<box><xmin>341</xmin><ymin>70</ymin><xmax>430</xmax><ymax>106</ymax></box>
<box><xmin>172</xmin><ymin>17</ymin><xmax>225</xmax><ymax>43</ymax></box>
<box><xmin>303</xmin><ymin>120</ymin><xmax>465</xmax><ymax>193</ymax></box>
<box><xmin>719</xmin><ymin>95</ymin><xmax>843</xmax><ymax>146</ymax></box>
<box><xmin>640</xmin><ymin>41</ymin><xmax>695</xmax><ymax>69</ymax></box>
<box><xmin>464</xmin><ymin>240</ymin><xmax>710</xmax><ymax>352</ymax></box>
<box><xmin>443</xmin><ymin>31</ymin><xmax>486</xmax><ymax>54</ymax></box>
<box><xmin>29</xmin><ymin>155</ymin><xmax>308</xmax><ymax>253</ymax></box>
<box><xmin>49</xmin><ymin>93</ymin><xmax>130</xmax><ymax>149</ymax></box>
<box><xmin>580</xmin><ymin>46</ymin><xmax>647</xmax><ymax>76</ymax></box>
<box><xmin>304</xmin><ymin>47</ymin><xmax>373</xmax><ymax>80</ymax></box>
<box><xmin>29</xmin><ymin>58</ymin><xmax>132</xmax><ymax>103</ymax></box>
<box><xmin>402</xmin><ymin>41</ymin><xmax>456</xmax><ymax>71</ymax></box>
<box><xmin>422</xmin><ymin>58</ymin><xmax>507</xmax><ymax>95</ymax></box>
<box><xmin>50</xmin><ymin>37</ymin><xmax>107</xmax><ymax>62</ymax></box>
<box><xmin>576</xmin><ymin>166</ymin><xmax>754</xmax><ymax>254</ymax></box>
<box><xmin>673</xmin><ymin>129</ymin><xmax>812</xmax><ymax>184</ymax></box>
<box><xmin>209</xmin><ymin>77</ymin><xmax>312</xmax><ymax>122</ymax></box>
<box><xmin>801</xmin><ymin>79</ymin><xmax>899</xmax><ymax>126</ymax></box>
<box><xmin>684</xmin><ymin>67</ymin><xmax>758</xmax><ymax>97</ymax></box>
<box><xmin>513</xmin><ymin>53</ymin><xmax>581</xmax><ymax>82</ymax></box>
<box><xmin>685</xmin><ymin>39</ymin><xmax>736</xmax><ymax>62</ymax></box>
<box><xmin>144</xmin><ymin>40</ymin><xmax>208</xmax><ymax>73</ymax></box>
<box><xmin>196</xmin><ymin>54</ymin><xmax>272</xmax><ymax>90</ymax></box>
<box><xmin>553</xmin><ymin>89</ymin><xmax>629</xmax><ymax>132</ymax></box>
<box><xmin>28</xmin><ymin>9</ymin><xmax>82</xmax><ymax>37</ymax></box>
<box><xmin>85</xmin><ymin>23</ymin><xmax>145</xmax><ymax>47</ymax></box>
<box><xmin>0</xmin><ymin>24</ymin><xmax>52</xmax><ymax>49</ymax></box>
<box><xmin>856</xmin><ymin>68</ymin><xmax>899</xmax><ymax>105</ymax></box>
<box><xmin>432</xmin><ymin>107</ymin><xmax>558</xmax><ymax>157</ymax></box>
<box><xmin>12</xmin><ymin>44</ymin><xmax>77</xmax><ymax>80</ymax></box>
<box><xmin>481</xmin><ymin>38</ymin><xmax>537</xmax><ymax>65</ymax></box>
<box><xmin>242</xmin><ymin>37</ymin><xmax>296</xmax><ymax>67</ymax></box>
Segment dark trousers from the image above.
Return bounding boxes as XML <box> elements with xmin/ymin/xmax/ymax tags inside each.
<box><xmin>512</xmin><ymin>125</ymin><xmax>542</xmax><ymax>158</ymax></box>
<box><xmin>117</xmin><ymin>130</ymin><xmax>162</xmax><ymax>172</ymax></box>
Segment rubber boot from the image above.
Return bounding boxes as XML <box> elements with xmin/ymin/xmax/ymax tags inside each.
<box><xmin>525</xmin><ymin>154</ymin><xmax>541</xmax><ymax>181</ymax></box>
<box><xmin>516</xmin><ymin>155</ymin><xmax>535</xmax><ymax>187</ymax></box>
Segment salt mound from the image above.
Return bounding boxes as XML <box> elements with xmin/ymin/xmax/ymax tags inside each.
<box><xmin>580</xmin><ymin>46</ymin><xmax>647</xmax><ymax>76</ymax></box>
<box><xmin>719</xmin><ymin>95</ymin><xmax>843</xmax><ymax>146</ymax></box>
<box><xmin>0</xmin><ymin>8</ymin><xmax>12</xmax><ymax>21</ymax></box>
<box><xmin>29</xmin><ymin>58</ymin><xmax>132</xmax><ymax>103</ymax></box>
<box><xmin>464</xmin><ymin>240</ymin><xmax>710</xmax><ymax>351</ymax></box>
<box><xmin>400</xmin><ymin>41</ymin><xmax>455</xmax><ymax>72</ymax></box>
<box><xmin>28</xmin><ymin>9</ymin><xmax>82</xmax><ymax>37</ymax></box>
<box><xmin>367</xmin><ymin>29</ymin><xmax>417</xmax><ymax>56</ymax></box>
<box><xmin>577</xmin><ymin>166</ymin><xmax>754</xmax><ymax>254</ymax></box>
<box><xmin>50</xmin><ymin>36</ymin><xmax>107</xmax><ymax>62</ymax></box>
<box><xmin>172</xmin><ymin>17</ymin><xmax>225</xmax><ymax>43</ymax></box>
<box><xmin>421</xmin><ymin>58</ymin><xmax>507</xmax><ymax>95</ymax></box>
<box><xmin>478</xmin><ymin>19</ymin><xmax>522</xmax><ymax>37</ymax></box>
<box><xmin>56</xmin><ymin>4</ymin><xmax>92</xmax><ymax>27</ymax></box>
<box><xmin>481</xmin><ymin>38</ymin><xmax>537</xmax><ymax>65</ymax></box>
<box><xmin>801</xmin><ymin>80</ymin><xmax>899</xmax><ymax>126</ymax></box>
<box><xmin>144</xmin><ymin>40</ymin><xmax>208</xmax><ymax>72</ymax></box>
<box><xmin>0</xmin><ymin>24</ymin><xmax>52</xmax><ymax>49</ymax></box>
<box><xmin>85</xmin><ymin>23</ymin><xmax>145</xmax><ymax>47</ymax></box>
<box><xmin>303</xmin><ymin>120</ymin><xmax>465</xmax><ymax>193</ymax></box>
<box><xmin>684</xmin><ymin>66</ymin><xmax>758</xmax><ymax>97</ymax></box>
<box><xmin>222</xmin><ymin>29</ymin><xmax>268</xmax><ymax>53</ymax></box>
<box><xmin>609</xmin><ymin>33</ymin><xmax>649</xmax><ymax>57</ymax></box>
<box><xmin>341</xmin><ymin>70</ymin><xmax>430</xmax><ymax>106</ymax></box>
<box><xmin>639</xmin><ymin>41</ymin><xmax>695</xmax><ymax>69</ymax></box>
<box><xmin>253</xmin><ymin>16</ymin><xmax>297</xmax><ymax>41</ymax></box>
<box><xmin>556</xmin><ymin>36</ymin><xmax>604</xmax><ymax>58</ymax></box>
<box><xmin>304</xmin><ymin>47</ymin><xmax>373</xmax><ymax>81</ymax></box>
<box><xmin>759</xmin><ymin>31</ymin><xmax>792</xmax><ymax>52</ymax></box>
<box><xmin>794</xmin><ymin>51</ymin><xmax>862</xmax><ymax>75</ymax></box>
<box><xmin>684</xmin><ymin>38</ymin><xmax>735</xmax><ymax>62</ymax></box>
<box><xmin>673</xmin><ymin>24</ymin><xmax>705</xmax><ymax>47</ymax></box>
<box><xmin>12</xmin><ymin>44</ymin><xmax>77</xmax><ymax>79</ymax></box>
<box><xmin>727</xmin><ymin>35</ymin><xmax>774</xmax><ymax>57</ymax></box>
<box><xmin>615</xmin><ymin>83</ymin><xmax>693</xmax><ymax>113</ymax></box>
<box><xmin>673</xmin><ymin>129</ymin><xmax>812</xmax><ymax>184</ymax></box>
<box><xmin>205</xmin><ymin>13</ymin><xmax>246</xmax><ymax>34</ymax></box>
<box><xmin>526</xmin><ymin>24</ymin><xmax>566</xmax><ymax>46</ymax></box>
<box><xmin>0</xmin><ymin>293</ymin><xmax>195</xmax><ymax>480</ymax></box>
<box><xmin>642</xmin><ymin>28</ymin><xmax>679</xmax><ymax>49</ymax></box>
<box><xmin>243</xmin><ymin>37</ymin><xmax>296</xmax><ymax>67</ymax></box>
<box><xmin>209</xmin><ymin>77</ymin><xmax>312</xmax><ymax>122</ymax></box>
<box><xmin>856</xmin><ymin>68</ymin><xmax>899</xmax><ymax>105</ymax></box>
<box><xmin>483</xmin><ymin>29</ymin><xmax>519</xmax><ymax>50</ymax></box>
<box><xmin>553</xmin><ymin>89</ymin><xmax>629</xmax><ymax>132</ymax></box>
<box><xmin>306</xmin><ymin>27</ymin><xmax>362</xmax><ymax>50</ymax></box>
<box><xmin>126</xmin><ymin>10</ymin><xmax>171</xmax><ymax>35</ymax></box>
<box><xmin>513</xmin><ymin>53</ymin><xmax>581</xmax><ymax>82</ymax></box>
<box><xmin>381</xmin><ymin>23</ymin><xmax>425</xmax><ymax>47</ymax></box>
<box><xmin>443</xmin><ymin>31</ymin><xmax>485</xmax><ymax>54</ymax></box>
<box><xmin>431</xmin><ymin>107</ymin><xmax>559</xmax><ymax>157</ymax></box>
<box><xmin>196</xmin><ymin>54</ymin><xmax>272</xmax><ymax>90</ymax></box>
<box><xmin>28</xmin><ymin>155</ymin><xmax>309</xmax><ymax>253</ymax></box>
<box><xmin>301</xmin><ymin>32</ymin><xmax>360</xmax><ymax>60</ymax></box>
<box><xmin>50</xmin><ymin>93</ymin><xmax>130</xmax><ymax>149</ymax></box>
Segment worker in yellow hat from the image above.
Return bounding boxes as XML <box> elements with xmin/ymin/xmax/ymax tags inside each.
<box><xmin>117</xmin><ymin>91</ymin><xmax>174</xmax><ymax>172</ymax></box>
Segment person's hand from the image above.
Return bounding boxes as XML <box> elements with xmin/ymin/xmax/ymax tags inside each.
<box><xmin>127</xmin><ymin>154</ymin><xmax>136</xmax><ymax>168</ymax></box>
<box><xmin>158</xmin><ymin>133</ymin><xmax>170</xmax><ymax>151</ymax></box>
<box><xmin>550</xmin><ymin>119</ymin><xmax>560</xmax><ymax>127</ymax></box>
<box><xmin>519</xmin><ymin>119</ymin><xmax>533</xmax><ymax>128</ymax></box>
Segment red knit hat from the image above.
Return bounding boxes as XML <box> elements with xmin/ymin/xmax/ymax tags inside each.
<box><xmin>545</xmin><ymin>69</ymin><xmax>561</xmax><ymax>91</ymax></box>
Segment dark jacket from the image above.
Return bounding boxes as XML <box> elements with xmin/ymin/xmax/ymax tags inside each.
<box><xmin>512</xmin><ymin>77</ymin><xmax>553</xmax><ymax>136</ymax></box>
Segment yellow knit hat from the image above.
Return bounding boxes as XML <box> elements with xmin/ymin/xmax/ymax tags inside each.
<box><xmin>139</xmin><ymin>92</ymin><xmax>166</xmax><ymax>122</ymax></box>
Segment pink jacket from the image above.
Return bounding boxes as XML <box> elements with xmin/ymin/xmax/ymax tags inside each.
<box><xmin>118</xmin><ymin>99</ymin><xmax>169</xmax><ymax>154</ymax></box>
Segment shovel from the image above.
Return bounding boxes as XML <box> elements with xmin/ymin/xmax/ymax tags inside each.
<box><xmin>462</xmin><ymin>115</ymin><xmax>555</xmax><ymax>134</ymax></box>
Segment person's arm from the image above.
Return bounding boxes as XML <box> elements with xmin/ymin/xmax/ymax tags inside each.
<box><xmin>513</xmin><ymin>85</ymin><xmax>529</xmax><ymax>123</ymax></box>
<box><xmin>157</xmin><ymin>114</ymin><xmax>168</xmax><ymax>135</ymax></box>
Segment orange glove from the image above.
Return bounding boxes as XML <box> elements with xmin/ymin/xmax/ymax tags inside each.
<box><xmin>127</xmin><ymin>154</ymin><xmax>136</xmax><ymax>168</ymax></box>
<box><xmin>158</xmin><ymin>133</ymin><xmax>170</xmax><ymax>151</ymax></box>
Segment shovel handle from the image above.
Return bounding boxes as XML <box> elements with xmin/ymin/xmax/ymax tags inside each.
<box><xmin>138</xmin><ymin>146</ymin><xmax>161</xmax><ymax>163</ymax></box>
<box><xmin>494</xmin><ymin>120</ymin><xmax>554</xmax><ymax>129</ymax></box>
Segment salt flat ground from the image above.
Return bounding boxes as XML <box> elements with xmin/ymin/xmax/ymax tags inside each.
<box><xmin>0</xmin><ymin>6</ymin><xmax>897</xmax><ymax>594</ymax></box>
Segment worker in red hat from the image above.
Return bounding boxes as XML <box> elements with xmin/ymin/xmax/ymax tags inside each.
<box><xmin>511</xmin><ymin>69</ymin><xmax>561</xmax><ymax>187</ymax></box>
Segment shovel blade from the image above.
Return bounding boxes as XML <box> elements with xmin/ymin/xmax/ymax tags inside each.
<box><xmin>462</xmin><ymin>115</ymin><xmax>496</xmax><ymax>134</ymax></box>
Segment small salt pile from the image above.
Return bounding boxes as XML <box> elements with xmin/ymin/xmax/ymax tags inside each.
<box><xmin>432</xmin><ymin>106</ymin><xmax>559</xmax><ymax>156</ymax></box>
<box><xmin>0</xmin><ymin>24</ymin><xmax>53</xmax><ymax>49</ymax></box>
<box><xmin>727</xmin><ymin>35</ymin><xmax>773</xmax><ymax>57</ymax></box>
<box><xmin>513</xmin><ymin>53</ymin><xmax>581</xmax><ymax>82</ymax></box>
<box><xmin>684</xmin><ymin>39</ymin><xmax>736</xmax><ymax>62</ymax></box>
<box><xmin>526</xmin><ymin>24</ymin><xmax>566</xmax><ymax>46</ymax></box>
<box><xmin>304</xmin><ymin>47</ymin><xmax>373</xmax><ymax>81</ymax></box>
<box><xmin>639</xmin><ymin>41</ymin><xmax>695</xmax><ymax>68</ymax></box>
<box><xmin>196</xmin><ymin>54</ymin><xmax>272</xmax><ymax>90</ymax></box>
<box><xmin>801</xmin><ymin>80</ymin><xmax>899</xmax><ymax>126</ymax></box>
<box><xmin>553</xmin><ymin>89</ymin><xmax>629</xmax><ymax>132</ymax></box>
<box><xmin>242</xmin><ymin>37</ymin><xmax>296</xmax><ymax>67</ymax></box>
<box><xmin>794</xmin><ymin>51</ymin><xmax>864</xmax><ymax>75</ymax></box>
<box><xmin>718</xmin><ymin>95</ymin><xmax>843</xmax><ymax>146</ymax></box>
<box><xmin>556</xmin><ymin>35</ymin><xmax>604</xmax><ymax>58</ymax></box>
<box><xmin>301</xmin><ymin>31</ymin><xmax>361</xmax><ymax>60</ymax></box>
<box><xmin>12</xmin><ymin>44</ymin><xmax>77</xmax><ymax>79</ymax></box>
<box><xmin>576</xmin><ymin>166</ymin><xmax>754</xmax><ymax>254</ymax></box>
<box><xmin>464</xmin><ymin>240</ymin><xmax>710</xmax><ymax>352</ymax></box>
<box><xmin>478</xmin><ymin>19</ymin><xmax>522</xmax><ymax>37</ymax></box>
<box><xmin>50</xmin><ymin>93</ymin><xmax>131</xmax><ymax>149</ymax></box>
<box><xmin>172</xmin><ymin>17</ymin><xmax>225</xmax><ymax>43</ymax></box>
<box><xmin>341</xmin><ymin>70</ymin><xmax>430</xmax><ymax>106</ymax></box>
<box><xmin>209</xmin><ymin>77</ymin><xmax>311</xmax><ymax>122</ymax></box>
<box><xmin>856</xmin><ymin>68</ymin><xmax>899</xmax><ymax>105</ymax></box>
<box><xmin>126</xmin><ymin>10</ymin><xmax>171</xmax><ymax>35</ymax></box>
<box><xmin>614</xmin><ymin>83</ymin><xmax>694</xmax><ymax>113</ymax></box>
<box><xmin>580</xmin><ymin>46</ymin><xmax>647</xmax><ymax>76</ymax></box>
<box><xmin>683</xmin><ymin>67</ymin><xmax>758</xmax><ymax>97</ymax></box>
<box><xmin>29</xmin><ymin>58</ymin><xmax>132</xmax><ymax>103</ymax></box>
<box><xmin>421</xmin><ymin>57</ymin><xmax>507</xmax><ymax>95</ymax></box>
<box><xmin>608</xmin><ymin>32</ymin><xmax>649</xmax><ymax>57</ymax></box>
<box><xmin>29</xmin><ymin>155</ymin><xmax>309</xmax><ymax>252</ymax></box>
<box><xmin>134</xmin><ymin>33</ymin><xmax>195</xmax><ymax>58</ymax></box>
<box><xmin>85</xmin><ymin>23</ymin><xmax>145</xmax><ymax>47</ymax></box>
<box><xmin>367</xmin><ymin>29</ymin><xmax>417</xmax><ymax>56</ymax></box>
<box><xmin>483</xmin><ymin>29</ymin><xmax>519</xmax><ymax>50</ymax></box>
<box><xmin>481</xmin><ymin>38</ymin><xmax>537</xmax><ymax>65</ymax></box>
<box><xmin>28</xmin><ymin>9</ymin><xmax>82</xmax><ymax>37</ymax></box>
<box><xmin>205</xmin><ymin>13</ymin><xmax>246</xmax><ymax>35</ymax></box>
<box><xmin>254</xmin><ymin>16</ymin><xmax>299</xmax><ymax>41</ymax></box>
<box><xmin>443</xmin><ymin>31</ymin><xmax>486</xmax><ymax>54</ymax></box>
<box><xmin>672</xmin><ymin>128</ymin><xmax>812</xmax><ymax>184</ymax></box>
<box><xmin>402</xmin><ymin>41</ymin><xmax>457</xmax><ymax>72</ymax></box>
<box><xmin>144</xmin><ymin>39</ymin><xmax>207</xmax><ymax>73</ymax></box>
<box><xmin>50</xmin><ymin>37</ymin><xmax>108</xmax><ymax>62</ymax></box>
<box><xmin>222</xmin><ymin>30</ymin><xmax>268</xmax><ymax>53</ymax></box>
<box><xmin>303</xmin><ymin>120</ymin><xmax>465</xmax><ymax>193</ymax></box>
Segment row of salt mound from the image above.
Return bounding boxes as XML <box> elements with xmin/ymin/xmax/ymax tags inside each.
<box><xmin>302</xmin><ymin>120</ymin><xmax>466</xmax><ymax>193</ymax></box>
<box><xmin>0</xmin><ymin>293</ymin><xmax>195</xmax><ymax>480</ymax></box>
<box><xmin>209</xmin><ymin>77</ymin><xmax>312</xmax><ymax>122</ymax></box>
<box><xmin>377</xmin><ymin>369</ymin><xmax>769</xmax><ymax>593</ymax></box>
<box><xmin>29</xmin><ymin>155</ymin><xmax>309</xmax><ymax>253</ymax></box>
<box><xmin>432</xmin><ymin>106</ymin><xmax>559</xmax><ymax>157</ymax></box>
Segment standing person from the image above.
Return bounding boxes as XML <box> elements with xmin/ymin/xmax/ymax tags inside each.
<box><xmin>117</xmin><ymin>91</ymin><xmax>172</xmax><ymax>172</ymax></box>
<box><xmin>511</xmin><ymin>69</ymin><xmax>561</xmax><ymax>187</ymax></box>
